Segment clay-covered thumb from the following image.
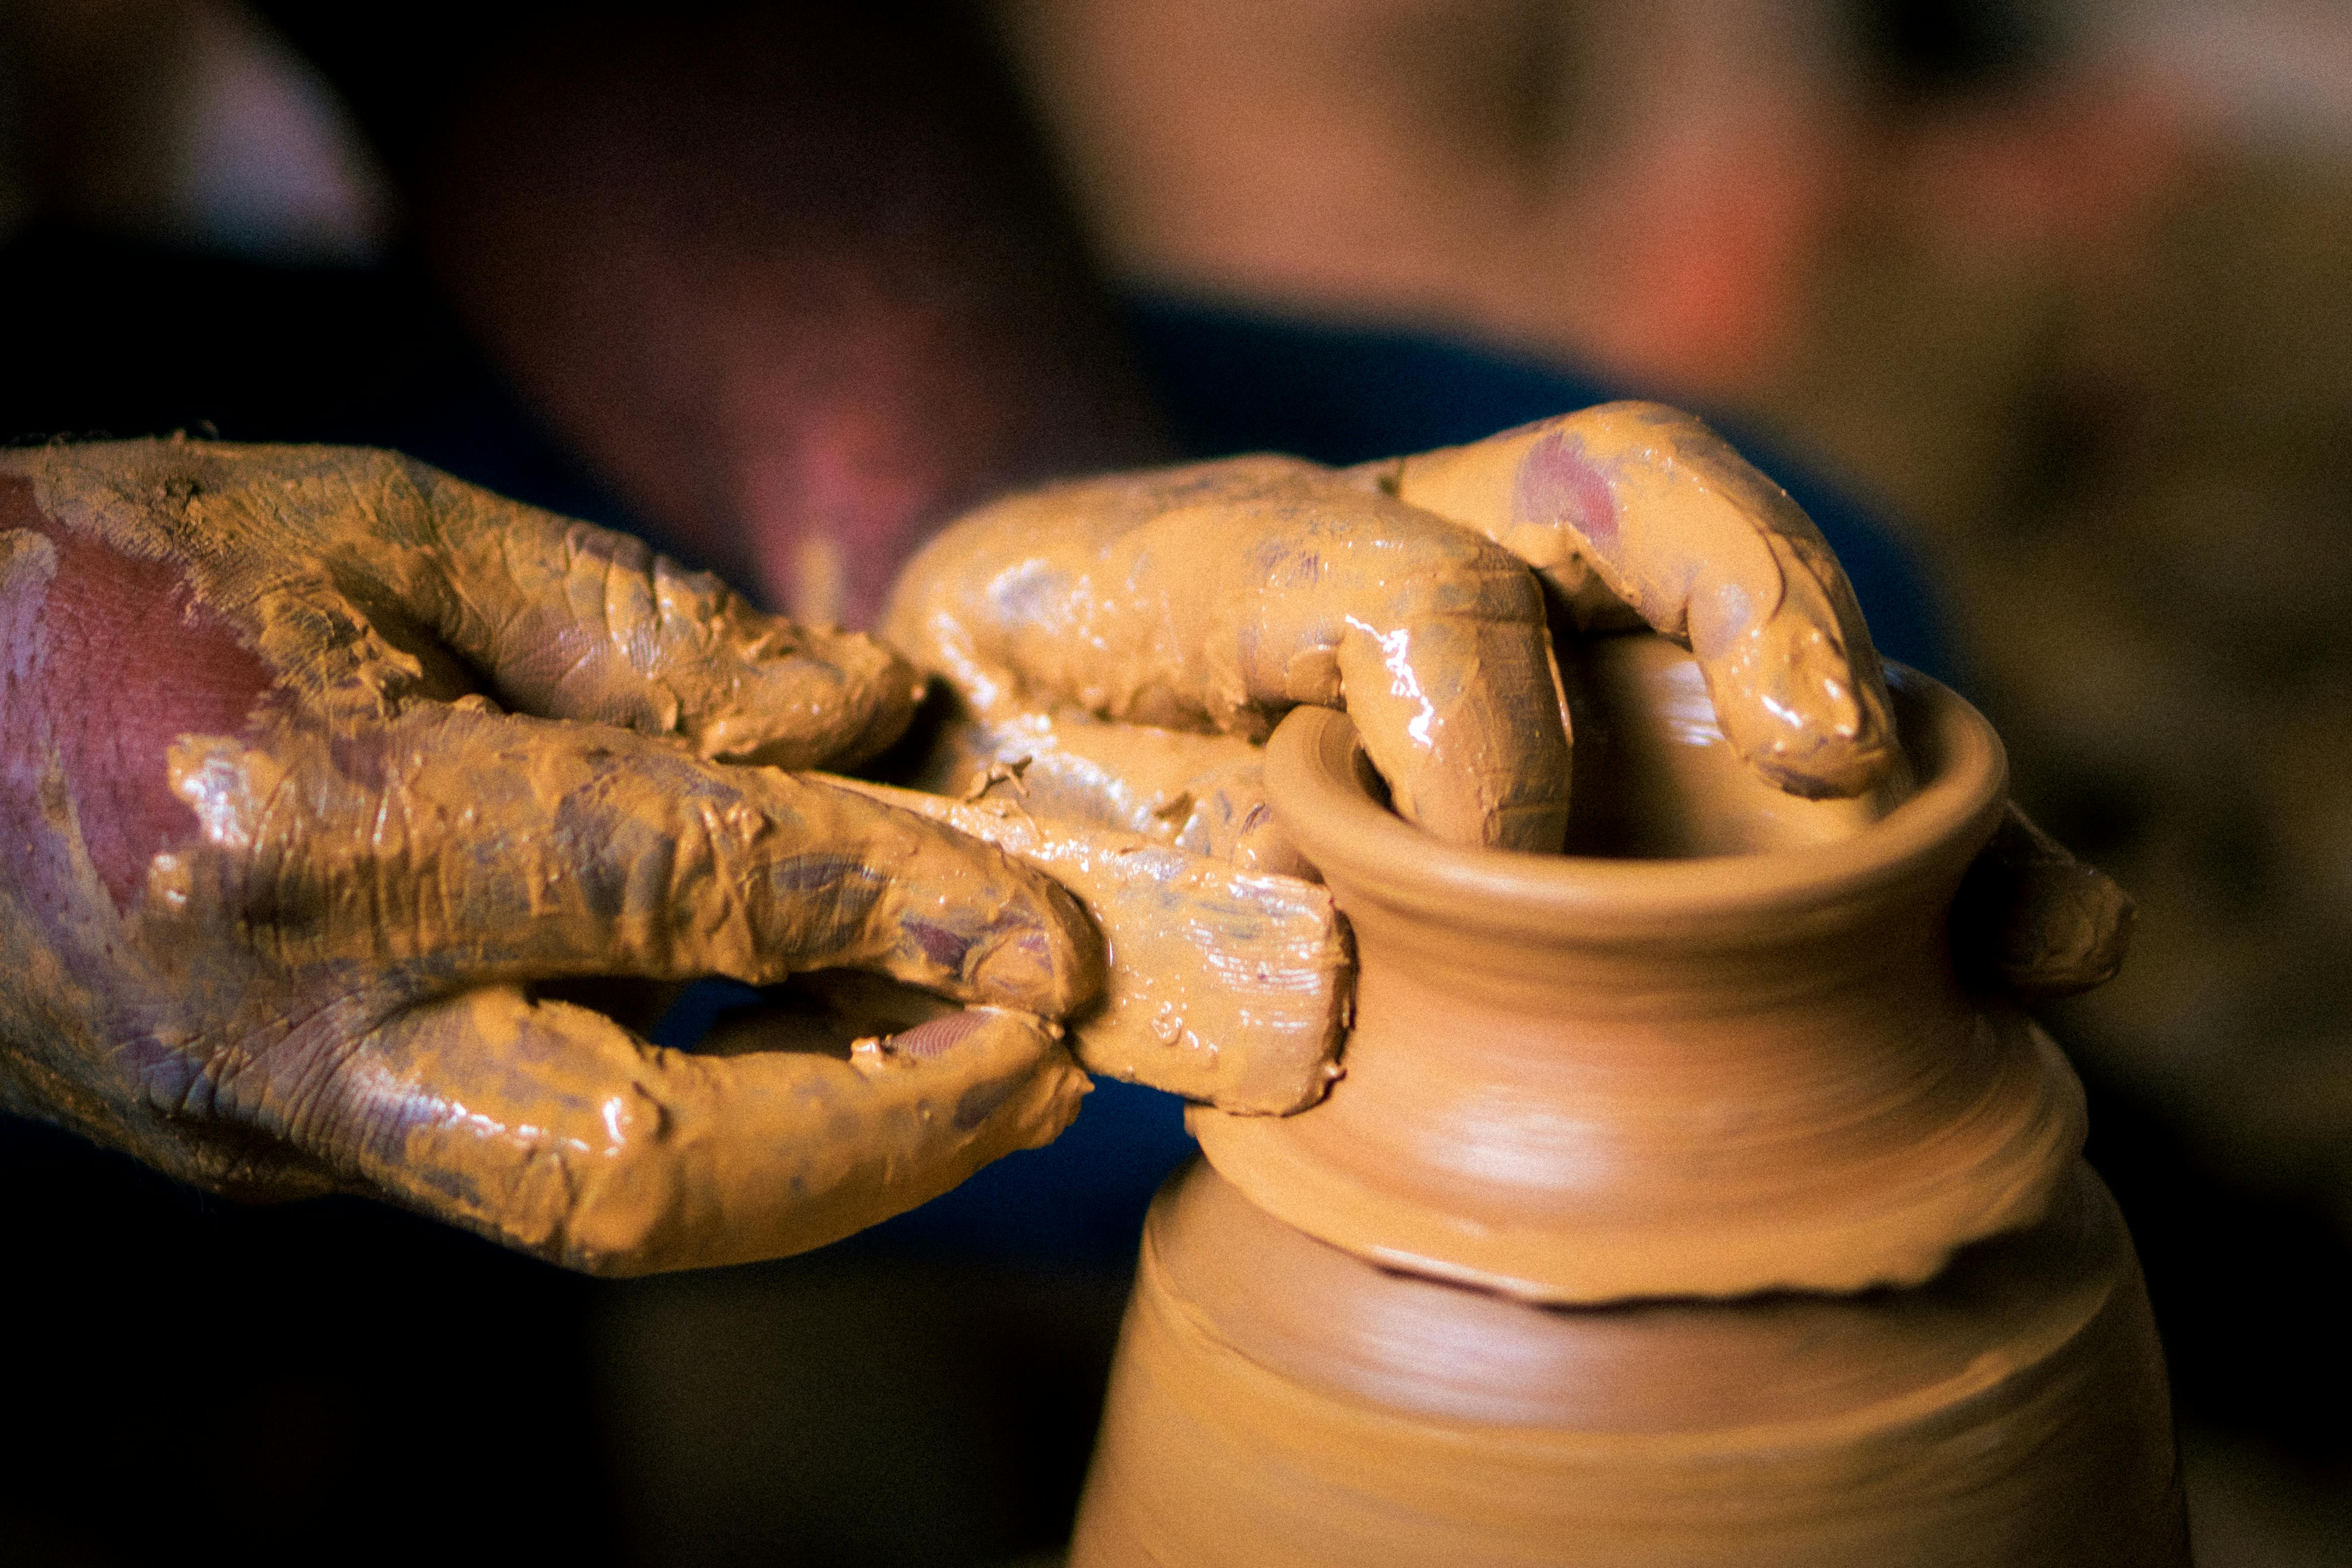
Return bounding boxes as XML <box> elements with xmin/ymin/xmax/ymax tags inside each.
<box><xmin>405</xmin><ymin>460</ymin><xmax>925</xmax><ymax>770</ymax></box>
<box><xmin>325</xmin><ymin>986</ymin><xmax>1088</xmax><ymax>1273</ymax></box>
<box><xmin>1950</xmin><ymin>801</ymin><xmax>2135</xmax><ymax>1000</ymax></box>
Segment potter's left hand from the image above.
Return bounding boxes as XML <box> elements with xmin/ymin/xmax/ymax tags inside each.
<box><xmin>0</xmin><ymin>440</ymin><xmax>1100</xmax><ymax>1274</ymax></box>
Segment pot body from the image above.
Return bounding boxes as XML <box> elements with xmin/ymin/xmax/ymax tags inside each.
<box><xmin>1070</xmin><ymin>1157</ymin><xmax>2186</xmax><ymax>1568</ymax></box>
<box><xmin>1196</xmin><ymin>656</ymin><xmax>2085</xmax><ymax>1302</ymax></box>
<box><xmin>1072</xmin><ymin>644</ymin><xmax>2182</xmax><ymax>1560</ymax></box>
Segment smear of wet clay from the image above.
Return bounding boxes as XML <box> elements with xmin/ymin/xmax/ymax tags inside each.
<box><xmin>901</xmin><ymin>703</ymin><xmax>1313</xmax><ymax>877</ymax></box>
<box><xmin>821</xmin><ymin>775</ymin><xmax>1348</xmax><ymax>1115</ymax></box>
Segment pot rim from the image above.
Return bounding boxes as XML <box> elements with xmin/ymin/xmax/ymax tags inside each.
<box><xmin>1264</xmin><ymin>662</ymin><xmax>2008</xmax><ymax>939</ymax></box>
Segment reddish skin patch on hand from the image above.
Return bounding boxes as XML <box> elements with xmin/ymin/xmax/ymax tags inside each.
<box><xmin>0</xmin><ymin>478</ymin><xmax>274</xmax><ymax>913</ymax></box>
<box><xmin>1515</xmin><ymin>431</ymin><xmax>1618</xmax><ymax>559</ymax></box>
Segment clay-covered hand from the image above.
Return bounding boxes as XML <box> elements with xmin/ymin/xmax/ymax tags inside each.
<box><xmin>0</xmin><ymin>440</ymin><xmax>1099</xmax><ymax>1274</ymax></box>
<box><xmin>1377</xmin><ymin>401</ymin><xmax>1898</xmax><ymax>799</ymax></box>
<box><xmin>887</xmin><ymin>403</ymin><xmax>2128</xmax><ymax>997</ymax></box>
<box><xmin>1386</xmin><ymin>401</ymin><xmax>2130</xmax><ymax>995</ymax></box>
<box><xmin>1952</xmin><ymin>802</ymin><xmax>2136</xmax><ymax>998</ymax></box>
<box><xmin>884</xmin><ymin>454</ymin><xmax>1577</xmax><ymax>849</ymax></box>
<box><xmin>883</xmin><ymin>402</ymin><xmax>1905</xmax><ymax>854</ymax></box>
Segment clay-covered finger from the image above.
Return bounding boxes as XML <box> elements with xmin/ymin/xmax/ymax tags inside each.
<box><xmin>1392</xmin><ymin>402</ymin><xmax>1898</xmax><ymax>799</ymax></box>
<box><xmin>313</xmin><ymin>985</ymin><xmax>1087</xmax><ymax>1272</ymax></box>
<box><xmin>403</xmin><ymin>461</ymin><xmax>925</xmax><ymax>768</ymax></box>
<box><xmin>1194</xmin><ymin>480</ymin><xmax>1570</xmax><ymax>846</ymax></box>
<box><xmin>149</xmin><ymin>703</ymin><xmax>1104</xmax><ymax>1017</ymax></box>
<box><xmin>1950</xmin><ymin>801</ymin><xmax>2136</xmax><ymax>999</ymax></box>
<box><xmin>883</xmin><ymin>459</ymin><xmax>1571</xmax><ymax>849</ymax></box>
<box><xmin>1313</xmin><ymin>568</ymin><xmax>1572</xmax><ymax>848</ymax></box>
<box><xmin>3</xmin><ymin>442</ymin><xmax>922</xmax><ymax>770</ymax></box>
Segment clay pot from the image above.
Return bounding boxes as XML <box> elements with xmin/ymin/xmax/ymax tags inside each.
<box><xmin>1193</xmin><ymin>638</ymin><xmax>2087</xmax><ymax>1303</ymax></box>
<box><xmin>1070</xmin><ymin>636</ymin><xmax>2181</xmax><ymax>1562</ymax></box>
<box><xmin>1068</xmin><ymin>1156</ymin><xmax>2186</xmax><ymax>1568</ymax></box>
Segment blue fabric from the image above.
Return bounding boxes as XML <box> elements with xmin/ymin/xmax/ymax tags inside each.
<box><xmin>659</xmin><ymin>296</ymin><xmax>1959</xmax><ymax>1266</ymax></box>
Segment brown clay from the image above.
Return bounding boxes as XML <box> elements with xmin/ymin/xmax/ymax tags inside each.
<box><xmin>1953</xmin><ymin>800</ymin><xmax>2138</xmax><ymax>999</ymax></box>
<box><xmin>1069</xmin><ymin>1156</ymin><xmax>2186</xmax><ymax>1568</ymax></box>
<box><xmin>1551</xmin><ymin>631</ymin><xmax>1912</xmax><ymax>857</ymax></box>
<box><xmin>1193</xmin><ymin>636</ymin><xmax>2085</xmax><ymax>1302</ymax></box>
<box><xmin>819</xmin><ymin>775</ymin><xmax>1348</xmax><ymax>1114</ymax></box>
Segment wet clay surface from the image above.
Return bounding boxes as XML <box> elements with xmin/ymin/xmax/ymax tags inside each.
<box><xmin>1070</xmin><ymin>1158</ymin><xmax>2187</xmax><ymax>1567</ymax></box>
<box><xmin>823</xmin><ymin>774</ymin><xmax>1347</xmax><ymax>1114</ymax></box>
<box><xmin>1194</xmin><ymin>659</ymin><xmax>2086</xmax><ymax>1302</ymax></box>
<box><xmin>0</xmin><ymin>440</ymin><xmax>1101</xmax><ymax>1273</ymax></box>
<box><xmin>901</xmin><ymin>704</ymin><xmax>1310</xmax><ymax>877</ymax></box>
<box><xmin>1954</xmin><ymin>800</ymin><xmax>2138</xmax><ymax>1000</ymax></box>
<box><xmin>1029</xmin><ymin>421</ymin><xmax>2158</xmax><ymax>1561</ymax></box>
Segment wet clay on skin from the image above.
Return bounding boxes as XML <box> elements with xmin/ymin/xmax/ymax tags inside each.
<box><xmin>901</xmin><ymin>704</ymin><xmax>1310</xmax><ymax>876</ymax></box>
<box><xmin>1381</xmin><ymin>401</ymin><xmax>1899</xmax><ymax>799</ymax></box>
<box><xmin>0</xmin><ymin>441</ymin><xmax>1102</xmax><ymax>1273</ymax></box>
<box><xmin>883</xmin><ymin>454</ymin><xmax>1579</xmax><ymax>851</ymax></box>
<box><xmin>821</xmin><ymin>774</ymin><xmax>1347</xmax><ymax>1114</ymax></box>
<box><xmin>883</xmin><ymin>405</ymin><xmax>1902</xmax><ymax>868</ymax></box>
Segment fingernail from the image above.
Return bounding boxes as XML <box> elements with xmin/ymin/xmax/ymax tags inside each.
<box><xmin>968</xmin><ymin>923</ymin><xmax>1057</xmax><ymax>1002</ymax></box>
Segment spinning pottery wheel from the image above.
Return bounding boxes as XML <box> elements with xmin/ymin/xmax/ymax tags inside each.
<box><xmin>1069</xmin><ymin>636</ymin><xmax>2188</xmax><ymax>1567</ymax></box>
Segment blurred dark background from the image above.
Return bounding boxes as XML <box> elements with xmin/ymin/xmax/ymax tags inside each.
<box><xmin>4</xmin><ymin>1</ymin><xmax>2351</xmax><ymax>1563</ymax></box>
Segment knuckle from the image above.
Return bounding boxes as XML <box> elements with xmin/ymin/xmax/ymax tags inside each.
<box><xmin>554</xmin><ymin>1156</ymin><xmax>687</xmax><ymax>1276</ymax></box>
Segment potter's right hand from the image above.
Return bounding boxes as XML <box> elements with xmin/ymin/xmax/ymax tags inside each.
<box><xmin>883</xmin><ymin>405</ymin><xmax>1899</xmax><ymax>852</ymax></box>
<box><xmin>1382</xmin><ymin>402</ymin><xmax>1898</xmax><ymax>799</ymax></box>
<box><xmin>884</xmin><ymin>411</ymin><xmax>2129</xmax><ymax>1000</ymax></box>
<box><xmin>0</xmin><ymin>440</ymin><xmax>1099</xmax><ymax>1275</ymax></box>
<box><xmin>1388</xmin><ymin>404</ymin><xmax>2130</xmax><ymax>994</ymax></box>
<box><xmin>885</xmin><ymin>455</ymin><xmax>1579</xmax><ymax>849</ymax></box>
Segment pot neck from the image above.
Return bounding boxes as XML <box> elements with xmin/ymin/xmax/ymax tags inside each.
<box><xmin>1264</xmin><ymin>662</ymin><xmax>2006</xmax><ymax>995</ymax></box>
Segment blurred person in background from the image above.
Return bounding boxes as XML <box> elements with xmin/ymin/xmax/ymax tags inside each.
<box><xmin>2</xmin><ymin>1</ymin><xmax>2349</xmax><ymax>1563</ymax></box>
